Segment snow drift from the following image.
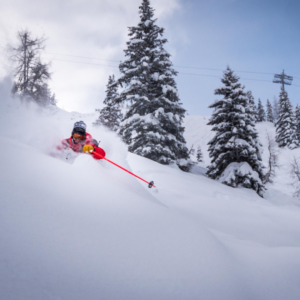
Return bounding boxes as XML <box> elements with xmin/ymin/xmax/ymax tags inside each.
<box><xmin>1</xmin><ymin>93</ymin><xmax>300</xmax><ymax>300</ymax></box>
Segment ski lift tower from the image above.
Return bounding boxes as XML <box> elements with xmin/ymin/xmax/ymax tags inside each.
<box><xmin>273</xmin><ymin>70</ymin><xmax>293</xmax><ymax>91</ymax></box>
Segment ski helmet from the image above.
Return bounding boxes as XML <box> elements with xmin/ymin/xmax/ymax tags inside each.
<box><xmin>72</xmin><ymin>121</ymin><xmax>86</xmax><ymax>136</ymax></box>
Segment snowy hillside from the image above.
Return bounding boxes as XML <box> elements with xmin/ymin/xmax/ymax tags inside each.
<box><xmin>1</xmin><ymin>97</ymin><xmax>300</xmax><ymax>300</ymax></box>
<box><xmin>184</xmin><ymin>115</ymin><xmax>300</xmax><ymax>201</ymax></box>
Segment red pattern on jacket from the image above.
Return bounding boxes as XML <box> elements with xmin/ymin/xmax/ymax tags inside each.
<box><xmin>61</xmin><ymin>133</ymin><xmax>105</xmax><ymax>160</ymax></box>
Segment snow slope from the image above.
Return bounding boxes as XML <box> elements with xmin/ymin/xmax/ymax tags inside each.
<box><xmin>1</xmin><ymin>97</ymin><xmax>300</xmax><ymax>300</ymax></box>
<box><xmin>184</xmin><ymin>115</ymin><xmax>300</xmax><ymax>201</ymax></box>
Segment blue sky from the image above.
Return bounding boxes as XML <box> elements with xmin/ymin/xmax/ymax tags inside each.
<box><xmin>170</xmin><ymin>0</ymin><xmax>300</xmax><ymax>115</ymax></box>
<box><xmin>0</xmin><ymin>0</ymin><xmax>299</xmax><ymax>115</ymax></box>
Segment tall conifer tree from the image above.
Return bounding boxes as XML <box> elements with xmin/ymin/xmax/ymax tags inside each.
<box><xmin>196</xmin><ymin>146</ymin><xmax>204</xmax><ymax>163</ymax></box>
<box><xmin>207</xmin><ymin>67</ymin><xmax>265</xmax><ymax>196</ymax></box>
<box><xmin>257</xmin><ymin>99</ymin><xmax>266</xmax><ymax>122</ymax></box>
<box><xmin>275</xmin><ymin>87</ymin><xmax>297</xmax><ymax>148</ymax></box>
<box><xmin>246</xmin><ymin>91</ymin><xmax>258</xmax><ymax>122</ymax></box>
<box><xmin>116</xmin><ymin>0</ymin><xmax>190</xmax><ymax>171</ymax></box>
<box><xmin>294</xmin><ymin>104</ymin><xmax>300</xmax><ymax>147</ymax></box>
<box><xmin>273</xmin><ymin>97</ymin><xmax>279</xmax><ymax>122</ymax></box>
<box><xmin>266</xmin><ymin>99</ymin><xmax>274</xmax><ymax>123</ymax></box>
<box><xmin>94</xmin><ymin>75</ymin><xmax>122</xmax><ymax>131</ymax></box>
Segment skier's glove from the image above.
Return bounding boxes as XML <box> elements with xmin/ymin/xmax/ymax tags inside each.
<box><xmin>82</xmin><ymin>145</ymin><xmax>94</xmax><ymax>153</ymax></box>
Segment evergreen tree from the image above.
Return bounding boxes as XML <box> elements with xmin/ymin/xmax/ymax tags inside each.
<box><xmin>36</xmin><ymin>83</ymin><xmax>57</xmax><ymax>106</ymax></box>
<box><xmin>116</xmin><ymin>0</ymin><xmax>190</xmax><ymax>171</ymax></box>
<box><xmin>49</xmin><ymin>93</ymin><xmax>57</xmax><ymax>106</ymax></box>
<box><xmin>207</xmin><ymin>67</ymin><xmax>265</xmax><ymax>197</ymax></box>
<box><xmin>246</xmin><ymin>91</ymin><xmax>258</xmax><ymax>122</ymax></box>
<box><xmin>257</xmin><ymin>98</ymin><xmax>266</xmax><ymax>122</ymax></box>
<box><xmin>196</xmin><ymin>146</ymin><xmax>203</xmax><ymax>163</ymax></box>
<box><xmin>188</xmin><ymin>144</ymin><xmax>195</xmax><ymax>156</ymax></box>
<box><xmin>94</xmin><ymin>75</ymin><xmax>122</xmax><ymax>131</ymax></box>
<box><xmin>293</xmin><ymin>104</ymin><xmax>300</xmax><ymax>147</ymax></box>
<box><xmin>266</xmin><ymin>99</ymin><xmax>274</xmax><ymax>123</ymax></box>
<box><xmin>9</xmin><ymin>30</ymin><xmax>55</xmax><ymax>106</ymax></box>
<box><xmin>275</xmin><ymin>87</ymin><xmax>298</xmax><ymax>148</ymax></box>
<box><xmin>273</xmin><ymin>97</ymin><xmax>279</xmax><ymax>122</ymax></box>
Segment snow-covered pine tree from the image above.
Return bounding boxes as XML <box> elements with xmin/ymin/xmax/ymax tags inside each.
<box><xmin>266</xmin><ymin>99</ymin><xmax>274</xmax><ymax>123</ymax></box>
<box><xmin>116</xmin><ymin>0</ymin><xmax>190</xmax><ymax>171</ymax></box>
<box><xmin>246</xmin><ymin>91</ymin><xmax>258</xmax><ymax>122</ymax></box>
<box><xmin>273</xmin><ymin>97</ymin><xmax>279</xmax><ymax>122</ymax></box>
<box><xmin>196</xmin><ymin>146</ymin><xmax>203</xmax><ymax>163</ymax></box>
<box><xmin>275</xmin><ymin>87</ymin><xmax>298</xmax><ymax>148</ymax></box>
<box><xmin>94</xmin><ymin>75</ymin><xmax>122</xmax><ymax>131</ymax></box>
<box><xmin>207</xmin><ymin>66</ymin><xmax>265</xmax><ymax>197</ymax></box>
<box><xmin>49</xmin><ymin>93</ymin><xmax>57</xmax><ymax>106</ymax></box>
<box><xmin>36</xmin><ymin>83</ymin><xmax>57</xmax><ymax>106</ymax></box>
<box><xmin>293</xmin><ymin>104</ymin><xmax>300</xmax><ymax>147</ymax></box>
<box><xmin>188</xmin><ymin>144</ymin><xmax>195</xmax><ymax>156</ymax></box>
<box><xmin>257</xmin><ymin>99</ymin><xmax>266</xmax><ymax>122</ymax></box>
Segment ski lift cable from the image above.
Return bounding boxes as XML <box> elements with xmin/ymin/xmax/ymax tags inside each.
<box><xmin>44</xmin><ymin>51</ymin><xmax>299</xmax><ymax>78</ymax></box>
<box><xmin>44</xmin><ymin>57</ymin><xmax>300</xmax><ymax>87</ymax></box>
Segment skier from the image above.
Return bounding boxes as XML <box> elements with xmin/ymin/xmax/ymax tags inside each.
<box><xmin>60</xmin><ymin>121</ymin><xmax>106</xmax><ymax>160</ymax></box>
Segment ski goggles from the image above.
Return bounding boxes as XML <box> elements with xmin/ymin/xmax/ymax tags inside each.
<box><xmin>73</xmin><ymin>133</ymin><xmax>85</xmax><ymax>140</ymax></box>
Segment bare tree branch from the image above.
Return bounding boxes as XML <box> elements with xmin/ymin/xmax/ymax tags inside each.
<box><xmin>290</xmin><ymin>156</ymin><xmax>300</xmax><ymax>198</ymax></box>
<box><xmin>264</xmin><ymin>131</ymin><xmax>279</xmax><ymax>184</ymax></box>
<box><xmin>7</xmin><ymin>30</ymin><xmax>55</xmax><ymax>106</ymax></box>
<box><xmin>8</xmin><ymin>30</ymin><xmax>47</xmax><ymax>92</ymax></box>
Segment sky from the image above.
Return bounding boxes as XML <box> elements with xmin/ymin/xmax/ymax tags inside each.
<box><xmin>0</xmin><ymin>0</ymin><xmax>299</xmax><ymax>115</ymax></box>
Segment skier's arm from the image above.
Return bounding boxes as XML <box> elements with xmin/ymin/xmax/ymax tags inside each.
<box><xmin>91</xmin><ymin>139</ymin><xmax>99</xmax><ymax>147</ymax></box>
<box><xmin>92</xmin><ymin>145</ymin><xmax>106</xmax><ymax>160</ymax></box>
<box><xmin>82</xmin><ymin>144</ymin><xmax>105</xmax><ymax>160</ymax></box>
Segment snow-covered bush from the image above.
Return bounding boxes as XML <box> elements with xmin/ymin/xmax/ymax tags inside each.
<box><xmin>219</xmin><ymin>162</ymin><xmax>263</xmax><ymax>191</ymax></box>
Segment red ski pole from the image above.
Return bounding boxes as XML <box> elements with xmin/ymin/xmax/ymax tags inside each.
<box><xmin>92</xmin><ymin>151</ymin><xmax>155</xmax><ymax>188</ymax></box>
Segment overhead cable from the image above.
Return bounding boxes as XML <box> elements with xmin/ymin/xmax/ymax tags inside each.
<box><xmin>44</xmin><ymin>56</ymin><xmax>300</xmax><ymax>87</ymax></box>
<box><xmin>45</xmin><ymin>51</ymin><xmax>298</xmax><ymax>78</ymax></box>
